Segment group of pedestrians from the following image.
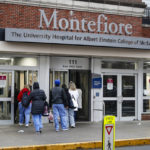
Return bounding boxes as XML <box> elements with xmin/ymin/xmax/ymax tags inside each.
<box><xmin>17</xmin><ymin>79</ymin><xmax>81</xmax><ymax>133</ymax></box>
<box><xmin>49</xmin><ymin>80</ymin><xmax>81</xmax><ymax>132</ymax></box>
<box><xmin>17</xmin><ymin>82</ymin><xmax>46</xmax><ymax>134</ymax></box>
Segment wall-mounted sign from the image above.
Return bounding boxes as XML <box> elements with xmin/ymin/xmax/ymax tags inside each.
<box><xmin>92</xmin><ymin>77</ymin><xmax>102</xmax><ymax>89</ymax></box>
<box><xmin>107</xmin><ymin>78</ymin><xmax>113</xmax><ymax>90</ymax></box>
<box><xmin>50</xmin><ymin>57</ymin><xmax>89</xmax><ymax>70</ymax></box>
<box><xmin>5</xmin><ymin>28</ymin><xmax>150</xmax><ymax>50</ymax></box>
<box><xmin>0</xmin><ymin>76</ymin><xmax>6</xmax><ymax>88</ymax></box>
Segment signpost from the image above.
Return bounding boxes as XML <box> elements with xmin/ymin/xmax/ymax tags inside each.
<box><xmin>103</xmin><ymin>116</ymin><xmax>115</xmax><ymax>150</ymax></box>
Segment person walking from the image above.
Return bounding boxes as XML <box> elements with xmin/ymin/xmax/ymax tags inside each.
<box><xmin>62</xmin><ymin>83</ymin><xmax>71</xmax><ymax>128</ymax></box>
<box><xmin>28</xmin><ymin>82</ymin><xmax>47</xmax><ymax>134</ymax></box>
<box><xmin>68</xmin><ymin>81</ymin><xmax>79</xmax><ymax>128</ymax></box>
<box><xmin>17</xmin><ymin>85</ymin><xmax>31</xmax><ymax>127</ymax></box>
<box><xmin>49</xmin><ymin>79</ymin><xmax>68</xmax><ymax>132</ymax></box>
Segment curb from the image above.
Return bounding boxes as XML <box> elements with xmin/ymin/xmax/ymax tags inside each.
<box><xmin>1</xmin><ymin>138</ymin><xmax>150</xmax><ymax>150</ymax></box>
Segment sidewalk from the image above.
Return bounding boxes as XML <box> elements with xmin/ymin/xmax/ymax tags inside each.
<box><xmin>0</xmin><ymin>121</ymin><xmax>150</xmax><ymax>149</ymax></box>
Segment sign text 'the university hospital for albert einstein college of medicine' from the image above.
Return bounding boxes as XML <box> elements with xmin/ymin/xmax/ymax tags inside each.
<box><xmin>5</xmin><ymin>9</ymin><xmax>150</xmax><ymax>49</ymax></box>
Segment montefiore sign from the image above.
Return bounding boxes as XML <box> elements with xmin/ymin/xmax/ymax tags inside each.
<box><xmin>39</xmin><ymin>9</ymin><xmax>133</xmax><ymax>35</ymax></box>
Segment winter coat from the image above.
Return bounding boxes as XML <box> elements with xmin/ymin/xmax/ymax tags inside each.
<box><xmin>62</xmin><ymin>87</ymin><xmax>73</xmax><ymax>108</ymax></box>
<box><xmin>49</xmin><ymin>86</ymin><xmax>68</xmax><ymax>107</ymax></box>
<box><xmin>29</xmin><ymin>82</ymin><xmax>47</xmax><ymax>115</ymax></box>
<box><xmin>77</xmin><ymin>89</ymin><xmax>82</xmax><ymax>109</ymax></box>
<box><xmin>17</xmin><ymin>88</ymin><xmax>30</xmax><ymax>102</ymax></box>
<box><xmin>69</xmin><ymin>89</ymin><xmax>79</xmax><ymax>111</ymax></box>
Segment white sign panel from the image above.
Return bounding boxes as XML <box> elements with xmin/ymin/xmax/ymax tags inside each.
<box><xmin>50</xmin><ymin>57</ymin><xmax>89</xmax><ymax>70</ymax></box>
<box><xmin>5</xmin><ymin>28</ymin><xmax>150</xmax><ymax>50</ymax></box>
<box><xmin>0</xmin><ymin>76</ymin><xmax>6</xmax><ymax>88</ymax></box>
<box><xmin>105</xmin><ymin>125</ymin><xmax>114</xmax><ymax>150</ymax></box>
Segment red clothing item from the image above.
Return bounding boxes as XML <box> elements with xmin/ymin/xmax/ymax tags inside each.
<box><xmin>17</xmin><ymin>88</ymin><xmax>31</xmax><ymax>102</ymax></box>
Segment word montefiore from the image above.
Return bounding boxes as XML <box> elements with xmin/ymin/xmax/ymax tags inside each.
<box><xmin>39</xmin><ymin>9</ymin><xmax>133</xmax><ymax>35</ymax></box>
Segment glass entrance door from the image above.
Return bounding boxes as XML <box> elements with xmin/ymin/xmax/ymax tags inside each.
<box><xmin>50</xmin><ymin>70</ymin><xmax>68</xmax><ymax>89</ymax></box>
<box><xmin>103</xmin><ymin>74</ymin><xmax>137</xmax><ymax>121</ymax></box>
<box><xmin>0</xmin><ymin>71</ymin><xmax>14</xmax><ymax>124</ymax></box>
<box><xmin>69</xmin><ymin>70</ymin><xmax>90</xmax><ymax>121</ymax></box>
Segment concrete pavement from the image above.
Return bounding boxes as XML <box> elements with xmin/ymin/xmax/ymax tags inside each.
<box><xmin>0</xmin><ymin>120</ymin><xmax>150</xmax><ymax>149</ymax></box>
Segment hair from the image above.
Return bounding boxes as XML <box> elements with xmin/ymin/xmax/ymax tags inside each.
<box><xmin>69</xmin><ymin>81</ymin><xmax>76</xmax><ymax>91</ymax></box>
<box><xmin>62</xmin><ymin>84</ymin><xmax>67</xmax><ymax>89</ymax></box>
<box><xmin>24</xmin><ymin>85</ymin><xmax>30</xmax><ymax>90</ymax></box>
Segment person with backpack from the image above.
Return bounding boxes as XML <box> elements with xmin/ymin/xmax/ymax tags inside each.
<box><xmin>28</xmin><ymin>82</ymin><xmax>47</xmax><ymax>134</ymax></box>
<box><xmin>17</xmin><ymin>85</ymin><xmax>31</xmax><ymax>127</ymax></box>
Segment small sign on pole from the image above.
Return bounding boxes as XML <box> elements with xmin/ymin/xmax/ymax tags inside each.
<box><xmin>103</xmin><ymin>116</ymin><xmax>115</xmax><ymax>150</ymax></box>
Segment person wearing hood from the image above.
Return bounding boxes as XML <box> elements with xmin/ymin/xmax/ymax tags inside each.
<box><xmin>29</xmin><ymin>82</ymin><xmax>47</xmax><ymax>134</ymax></box>
<box><xmin>17</xmin><ymin>85</ymin><xmax>31</xmax><ymax>127</ymax></box>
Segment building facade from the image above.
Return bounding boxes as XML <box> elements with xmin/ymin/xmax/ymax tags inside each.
<box><xmin>0</xmin><ymin>0</ymin><xmax>150</xmax><ymax>124</ymax></box>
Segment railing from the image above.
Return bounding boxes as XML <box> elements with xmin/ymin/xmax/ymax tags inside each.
<box><xmin>143</xmin><ymin>7</ymin><xmax>150</xmax><ymax>25</ymax></box>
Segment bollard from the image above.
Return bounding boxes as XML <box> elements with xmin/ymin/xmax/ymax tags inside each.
<box><xmin>102</xmin><ymin>115</ymin><xmax>115</xmax><ymax>150</ymax></box>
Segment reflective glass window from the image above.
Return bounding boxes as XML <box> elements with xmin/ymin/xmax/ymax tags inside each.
<box><xmin>143</xmin><ymin>99</ymin><xmax>150</xmax><ymax>112</ymax></box>
<box><xmin>122</xmin><ymin>76</ymin><xmax>135</xmax><ymax>97</ymax></box>
<box><xmin>0</xmin><ymin>57</ymin><xmax>38</xmax><ymax>66</ymax></box>
<box><xmin>0</xmin><ymin>101</ymin><xmax>11</xmax><ymax>120</ymax></box>
<box><xmin>102</xmin><ymin>61</ymin><xmax>136</xmax><ymax>69</ymax></box>
<box><xmin>143</xmin><ymin>73</ymin><xmax>150</xmax><ymax>96</ymax></box>
<box><xmin>104</xmin><ymin>101</ymin><xmax>117</xmax><ymax>116</ymax></box>
<box><xmin>103</xmin><ymin>75</ymin><xmax>117</xmax><ymax>97</ymax></box>
<box><xmin>122</xmin><ymin>101</ymin><xmax>135</xmax><ymax>117</ymax></box>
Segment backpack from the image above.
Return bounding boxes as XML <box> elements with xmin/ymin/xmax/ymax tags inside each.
<box><xmin>21</xmin><ymin>92</ymin><xmax>30</xmax><ymax>108</ymax></box>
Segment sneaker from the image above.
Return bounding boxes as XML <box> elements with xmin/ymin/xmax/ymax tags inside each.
<box><xmin>36</xmin><ymin>131</ymin><xmax>41</xmax><ymax>135</ymax></box>
<box><xmin>19</xmin><ymin>123</ymin><xmax>23</xmax><ymax>126</ymax></box>
<box><xmin>25</xmin><ymin>124</ymin><xmax>29</xmax><ymax>127</ymax></box>
<box><xmin>62</xmin><ymin>128</ymin><xmax>69</xmax><ymax>131</ymax></box>
<box><xmin>56</xmin><ymin>129</ymin><xmax>59</xmax><ymax>132</ymax></box>
<box><xmin>71</xmin><ymin>126</ymin><xmax>75</xmax><ymax>128</ymax></box>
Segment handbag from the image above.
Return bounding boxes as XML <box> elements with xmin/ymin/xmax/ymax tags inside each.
<box><xmin>48</xmin><ymin>110</ymin><xmax>53</xmax><ymax>121</ymax></box>
<box><xmin>42</xmin><ymin>101</ymin><xmax>49</xmax><ymax>116</ymax></box>
<box><xmin>71</xmin><ymin>95</ymin><xmax>78</xmax><ymax>108</ymax></box>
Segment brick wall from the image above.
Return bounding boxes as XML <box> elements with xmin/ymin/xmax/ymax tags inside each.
<box><xmin>0</xmin><ymin>3</ymin><xmax>143</xmax><ymax>37</ymax></box>
<box><xmin>142</xmin><ymin>27</ymin><xmax>150</xmax><ymax>38</ymax></box>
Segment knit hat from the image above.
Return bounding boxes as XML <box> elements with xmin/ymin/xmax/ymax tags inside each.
<box><xmin>55</xmin><ymin>79</ymin><xmax>60</xmax><ymax>86</ymax></box>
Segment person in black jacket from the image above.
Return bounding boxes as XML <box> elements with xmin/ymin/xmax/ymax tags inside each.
<box><xmin>49</xmin><ymin>79</ymin><xmax>68</xmax><ymax>132</ymax></box>
<box><xmin>29</xmin><ymin>82</ymin><xmax>47</xmax><ymax>134</ymax></box>
<box><xmin>62</xmin><ymin>84</ymin><xmax>70</xmax><ymax>128</ymax></box>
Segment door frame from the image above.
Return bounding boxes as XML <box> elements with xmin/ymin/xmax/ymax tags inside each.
<box><xmin>0</xmin><ymin>70</ymin><xmax>14</xmax><ymax>125</ymax></box>
<box><xmin>102</xmin><ymin>72</ymin><xmax>137</xmax><ymax>121</ymax></box>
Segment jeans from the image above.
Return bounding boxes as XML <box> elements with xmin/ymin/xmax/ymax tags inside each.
<box><xmin>68</xmin><ymin>108</ymin><xmax>75</xmax><ymax>127</ymax></box>
<box><xmin>52</xmin><ymin>104</ymin><xmax>68</xmax><ymax>131</ymax></box>
<box><xmin>32</xmin><ymin>114</ymin><xmax>43</xmax><ymax>132</ymax></box>
<box><xmin>65</xmin><ymin>108</ymin><xmax>69</xmax><ymax>128</ymax></box>
<box><xmin>18</xmin><ymin>102</ymin><xmax>31</xmax><ymax>125</ymax></box>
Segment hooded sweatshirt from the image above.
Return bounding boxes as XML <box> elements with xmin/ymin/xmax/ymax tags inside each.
<box><xmin>17</xmin><ymin>88</ymin><xmax>30</xmax><ymax>102</ymax></box>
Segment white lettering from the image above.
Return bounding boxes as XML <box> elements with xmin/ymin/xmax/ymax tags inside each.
<box><xmin>39</xmin><ymin>9</ymin><xmax>58</xmax><ymax>29</ymax></box>
<box><xmin>88</xmin><ymin>21</ymin><xmax>96</xmax><ymax>32</ymax></box>
<box><xmin>125</xmin><ymin>24</ymin><xmax>133</xmax><ymax>35</ymax></box>
<box><xmin>81</xmin><ymin>19</ymin><xmax>87</xmax><ymax>32</ymax></box>
<box><xmin>70</xmin><ymin>19</ymin><xmax>80</xmax><ymax>31</ymax></box>
<box><xmin>39</xmin><ymin>9</ymin><xmax>133</xmax><ymax>35</ymax></box>
<box><xmin>109</xmin><ymin>23</ymin><xmax>118</xmax><ymax>34</ymax></box>
<box><xmin>59</xmin><ymin>18</ymin><xmax>69</xmax><ymax>30</ymax></box>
